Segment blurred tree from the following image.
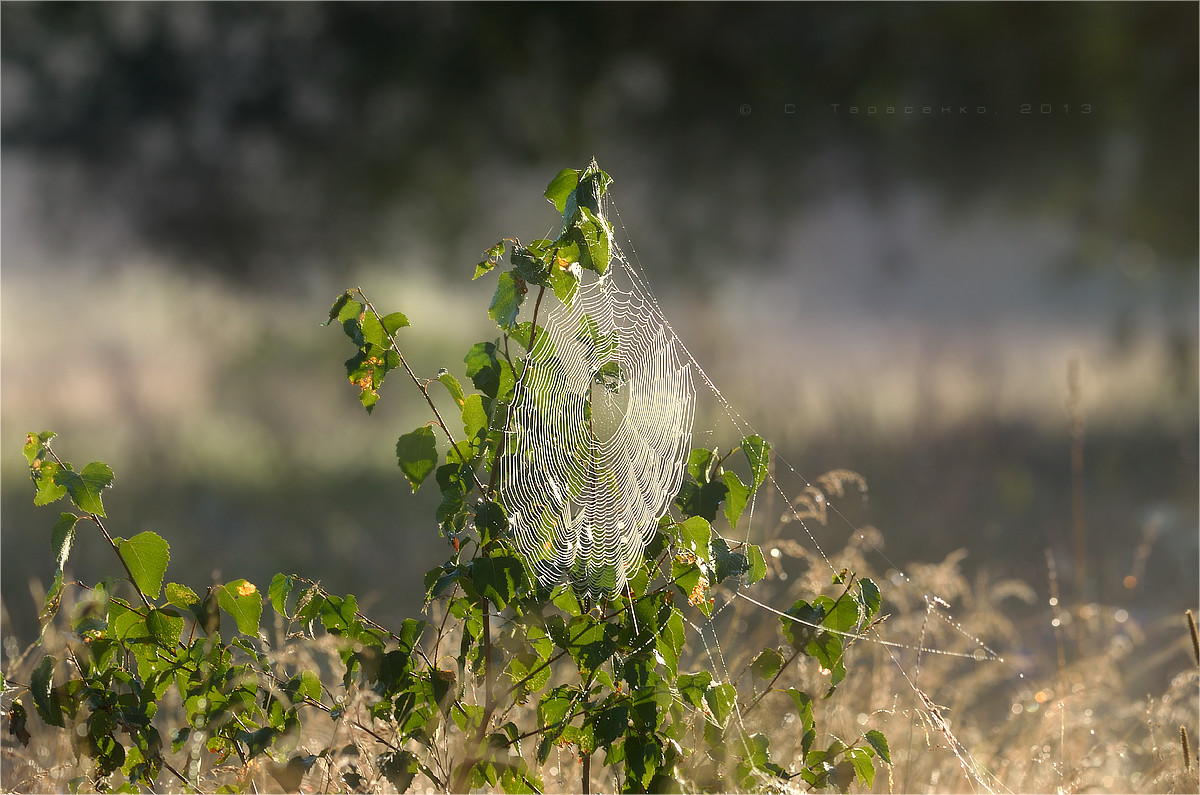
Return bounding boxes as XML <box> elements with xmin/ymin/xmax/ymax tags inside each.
<box><xmin>2</xmin><ymin>3</ymin><xmax>1195</xmax><ymax>282</ymax></box>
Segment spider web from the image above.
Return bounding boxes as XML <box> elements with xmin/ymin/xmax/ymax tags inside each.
<box><xmin>494</xmin><ymin>190</ymin><xmax>1031</xmax><ymax>794</ymax></box>
<box><xmin>499</xmin><ymin>261</ymin><xmax>695</xmax><ymax>598</ymax></box>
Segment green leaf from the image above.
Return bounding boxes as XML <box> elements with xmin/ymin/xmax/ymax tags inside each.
<box><xmin>742</xmin><ymin>435</ymin><xmax>770</xmax><ymax>490</ymax></box>
<box><xmin>39</xmin><ymin>573</ymin><xmax>64</xmax><ymax>633</ymax></box>
<box><xmin>737</xmin><ymin>732</ymin><xmax>786</xmax><ymax>784</ymax></box>
<box><xmin>117</xmin><ymin>531</ymin><xmax>170</xmax><ymax>600</ymax></box>
<box><xmin>145</xmin><ymin>608</ymin><xmax>184</xmax><ymax>646</ymax></box>
<box><xmin>464</xmin><ymin>342</ymin><xmax>501</xmax><ymax>398</ymax></box>
<box><xmin>337</xmin><ymin>297</ymin><xmax>365</xmax><ymax>327</ymax></box>
<box><xmin>551</xmin><ymin>584</ymin><xmax>583</xmax><ymax>617</ymax></box>
<box><xmin>624</xmin><ymin>733</ymin><xmax>663</xmax><ymax>790</ymax></box>
<box><xmin>474</xmin><ymin>240</ymin><xmax>507</xmax><ymax>280</ymax></box>
<box><xmin>787</xmin><ymin>688</ymin><xmax>816</xmax><ymax>756</ymax></box>
<box><xmin>32</xmin><ymin>461</ymin><xmax>68</xmax><ymax>506</ymax></box>
<box><xmin>676</xmin><ymin>671</ymin><xmax>712</xmax><ymax>710</ymax></box>
<box><xmin>396</xmin><ymin>426</ymin><xmax>438</xmax><ymax>492</ymax></box>
<box><xmin>51</xmin><ymin>513</ymin><xmax>79</xmax><ymax>574</ymax></box>
<box><xmin>565</xmin><ymin>615</ymin><xmax>617</xmax><ymax>675</ymax></box>
<box><xmin>750</xmin><ymin>647</ymin><xmax>785</xmax><ymax>680</ymax></box>
<box><xmin>324</xmin><ymin>291</ymin><xmax>354</xmax><ymax>326</ymax></box>
<box><xmin>687</xmin><ymin>448</ymin><xmax>717</xmax><ymax>483</ymax></box>
<box><xmin>474</xmin><ymin>260</ymin><xmax>496</xmax><ymax>281</ymax></box>
<box><xmin>547</xmin><ymin>262</ymin><xmax>579</xmax><ymax>306</ymax></box>
<box><xmin>537</xmin><ymin>685</ymin><xmax>574</xmax><ymax>728</ymax></box>
<box><xmin>507</xmin><ymin>321</ymin><xmax>540</xmax><ymax>352</ymax></box>
<box><xmin>722</xmin><ymin>471</ymin><xmax>750</xmax><ymax>530</ymax></box>
<box><xmin>165</xmin><ymin>582</ymin><xmax>200</xmax><ymax>610</ymax></box>
<box><xmin>361</xmin><ymin>311</ymin><xmax>409</xmax><ymax>348</ymax></box>
<box><xmin>711</xmin><ymin>535</ymin><xmax>748</xmax><ymax>584</ymax></box>
<box><xmin>23</xmin><ymin>430</ymin><xmax>56</xmax><ymax>465</ymax></box>
<box><xmin>864</xmin><ymin>729</ymin><xmax>891</xmax><ymax>764</ymax></box>
<box><xmin>436</xmin><ymin>370</ymin><xmax>467</xmax><ymax>407</ymax></box>
<box><xmin>474</xmin><ymin>501</ymin><xmax>507</xmax><ymax>546</ymax></box>
<box><xmin>628</xmin><ymin>669</ymin><xmax>672</xmax><ymax>733</ymax></box>
<box><xmin>536</xmin><ymin>686</ymin><xmax>575</xmax><ymax>763</ymax></box>
<box><xmin>671</xmin><ymin>559</ymin><xmax>706</xmax><ymax>614</ymax></box>
<box><xmin>858</xmin><ymin>577</ymin><xmax>882</xmax><ymax>621</ymax></box>
<box><xmin>469</xmin><ymin>555</ymin><xmax>527</xmax><ymax>610</ymax></box>
<box><xmin>846</xmin><ymin>746</ymin><xmax>876</xmax><ymax>788</ymax></box>
<box><xmin>653</xmin><ymin>608</ymin><xmax>686</xmax><ymax>676</ymax></box>
<box><xmin>489</xmin><ymin>271</ymin><xmax>525</xmax><ymax>331</ymax></box>
<box><xmin>499</xmin><ymin>764</ymin><xmax>542</xmax><ymax>795</ymax></box>
<box><xmin>674</xmin><ymin>478</ymin><xmax>728</xmax><ymax>522</ymax></box>
<box><xmin>31</xmin><ymin>655</ymin><xmax>63</xmax><ymax>727</ymax></box>
<box><xmin>461</xmin><ymin>394</ymin><xmax>489</xmax><ymax>457</ymax></box>
<box><xmin>217</xmin><ymin>580</ymin><xmax>264</xmax><ymax>636</ymax></box>
<box><xmin>677</xmin><ymin>516</ymin><xmax>712</xmax><ymax>563</ymax></box>
<box><xmin>7</xmin><ymin>701</ymin><xmax>29</xmax><ymax>748</ymax></box>
<box><xmin>576</xmin><ymin>161</ymin><xmax>613</xmax><ymax>214</ymax></box>
<box><xmin>295</xmin><ymin>670</ymin><xmax>323</xmax><ymax>702</ymax></box>
<box><xmin>747</xmin><ymin>544</ymin><xmax>767</xmax><ymax>585</ymax></box>
<box><xmin>781</xmin><ymin>599</ymin><xmax>821</xmax><ymax>648</ymax></box>
<box><xmin>56</xmin><ymin>460</ymin><xmax>114</xmax><ymax>517</ymax></box>
<box><xmin>817</xmin><ymin>594</ymin><xmax>860</xmax><ymax>634</ymax></box>
<box><xmin>807</xmin><ymin>630</ymin><xmax>846</xmax><ymax>688</ymax></box>
<box><xmin>545</xmin><ymin>169</ymin><xmax>581</xmax><ymax>213</ymax></box>
<box><xmin>379</xmin><ymin>748</ymin><xmax>420</xmax><ymax>793</ymax></box>
<box><xmin>704</xmin><ymin>682</ymin><xmax>737</xmax><ymax>727</ymax></box>
<box><xmin>511</xmin><ymin>245</ymin><xmax>551</xmax><ymax>285</ymax></box>
<box><xmin>268</xmin><ymin>574</ymin><xmax>293</xmax><ymax>617</ymax></box>
<box><xmin>592</xmin><ymin>701</ymin><xmax>629</xmax><ymax>751</ymax></box>
<box><xmin>571</xmin><ymin>206</ymin><xmax>612</xmax><ymax>275</ymax></box>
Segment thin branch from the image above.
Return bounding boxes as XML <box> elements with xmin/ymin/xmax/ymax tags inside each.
<box><xmin>487</xmin><ymin>283</ymin><xmax>546</xmax><ymax>497</ymax></box>
<box><xmin>740</xmin><ymin>647</ymin><xmax>801</xmax><ymax>717</ymax></box>
<box><xmin>91</xmin><ymin>517</ymin><xmax>154</xmax><ymax>611</ymax></box>
<box><xmin>44</xmin><ymin>448</ymin><xmax>155</xmax><ymax>612</ymax></box>
<box><xmin>355</xmin><ymin>289</ymin><xmax>488</xmax><ymax>496</ymax></box>
<box><xmin>161</xmin><ymin>759</ymin><xmax>189</xmax><ymax>786</ymax></box>
<box><xmin>482</xmin><ymin>607</ymin><xmax>494</xmax><ymax>721</ymax></box>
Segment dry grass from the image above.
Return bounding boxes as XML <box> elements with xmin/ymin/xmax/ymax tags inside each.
<box><xmin>4</xmin><ymin>498</ymin><xmax>1196</xmax><ymax>794</ymax></box>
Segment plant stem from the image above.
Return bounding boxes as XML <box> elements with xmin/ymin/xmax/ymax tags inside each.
<box><xmin>43</xmin><ymin>448</ymin><xmax>156</xmax><ymax>611</ymax></box>
<box><xmin>482</xmin><ymin>606</ymin><xmax>494</xmax><ymax>717</ymax></box>
<box><xmin>92</xmin><ymin>516</ymin><xmax>154</xmax><ymax>611</ymax></box>
<box><xmin>527</xmin><ymin>284</ymin><xmax>546</xmax><ymax>352</ymax></box>
<box><xmin>1067</xmin><ymin>358</ymin><xmax>1087</xmax><ymax>597</ymax></box>
<box><xmin>582</xmin><ymin>750</ymin><xmax>591</xmax><ymax>794</ymax></box>
<box><xmin>741</xmin><ymin>647</ymin><xmax>801</xmax><ymax>717</ymax></box>
<box><xmin>356</xmin><ymin>289</ymin><xmax>488</xmax><ymax>496</ymax></box>
<box><xmin>161</xmin><ymin>759</ymin><xmax>189</xmax><ymax>786</ymax></box>
<box><xmin>487</xmin><ymin>283</ymin><xmax>546</xmax><ymax>497</ymax></box>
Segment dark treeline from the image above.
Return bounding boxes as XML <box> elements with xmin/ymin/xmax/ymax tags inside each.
<box><xmin>3</xmin><ymin>3</ymin><xmax>1196</xmax><ymax>284</ymax></box>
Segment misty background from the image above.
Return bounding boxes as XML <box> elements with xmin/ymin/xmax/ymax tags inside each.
<box><xmin>2</xmin><ymin>4</ymin><xmax>1196</xmax><ymax>652</ymax></box>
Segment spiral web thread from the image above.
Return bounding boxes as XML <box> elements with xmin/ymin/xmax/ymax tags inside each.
<box><xmin>499</xmin><ymin>259</ymin><xmax>695</xmax><ymax>598</ymax></box>
<box><xmin>487</xmin><ymin>194</ymin><xmax>1028</xmax><ymax>793</ymax></box>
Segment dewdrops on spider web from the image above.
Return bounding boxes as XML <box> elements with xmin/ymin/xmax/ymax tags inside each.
<box><xmin>499</xmin><ymin>256</ymin><xmax>695</xmax><ymax>599</ymax></box>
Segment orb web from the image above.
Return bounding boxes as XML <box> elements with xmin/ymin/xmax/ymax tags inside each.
<box><xmin>499</xmin><ymin>262</ymin><xmax>695</xmax><ymax>597</ymax></box>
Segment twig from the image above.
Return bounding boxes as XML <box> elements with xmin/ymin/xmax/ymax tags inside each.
<box><xmin>161</xmin><ymin>759</ymin><xmax>189</xmax><ymax>786</ymax></box>
<box><xmin>1187</xmin><ymin>609</ymin><xmax>1199</xmax><ymax>668</ymax></box>
<box><xmin>482</xmin><ymin>607</ymin><xmax>494</xmax><ymax>719</ymax></box>
<box><xmin>355</xmin><ymin>289</ymin><xmax>488</xmax><ymax>496</ymax></box>
<box><xmin>1067</xmin><ymin>358</ymin><xmax>1087</xmax><ymax>596</ymax></box>
<box><xmin>44</xmin><ymin>449</ymin><xmax>155</xmax><ymax>612</ymax></box>
<box><xmin>740</xmin><ymin>647</ymin><xmax>802</xmax><ymax>717</ymax></box>
<box><xmin>487</xmin><ymin>283</ymin><xmax>547</xmax><ymax>496</ymax></box>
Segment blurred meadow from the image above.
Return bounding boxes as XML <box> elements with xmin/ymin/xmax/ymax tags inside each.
<box><xmin>1</xmin><ymin>4</ymin><xmax>1197</xmax><ymax>792</ymax></box>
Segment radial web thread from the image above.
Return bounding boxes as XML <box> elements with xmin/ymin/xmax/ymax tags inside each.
<box><xmin>499</xmin><ymin>262</ymin><xmax>695</xmax><ymax>598</ymax></box>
